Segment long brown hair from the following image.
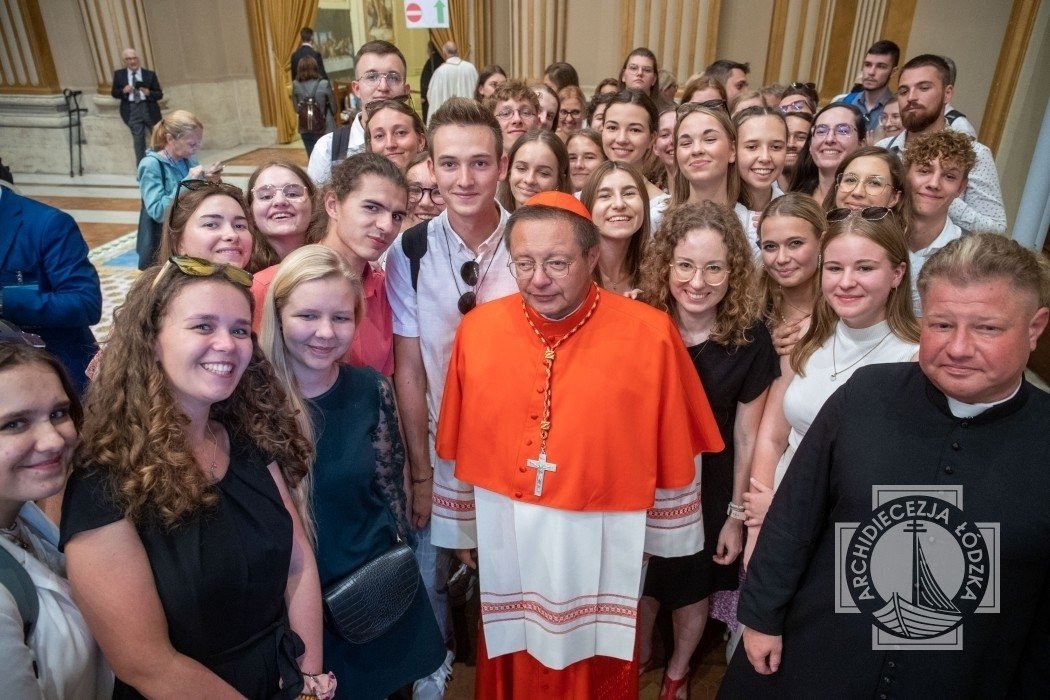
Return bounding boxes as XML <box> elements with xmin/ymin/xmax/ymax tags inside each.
<box><xmin>640</xmin><ymin>202</ymin><xmax>760</xmax><ymax>347</ymax></box>
<box><xmin>156</xmin><ymin>183</ymin><xmax>278</xmax><ymax>273</ymax></box>
<box><xmin>246</xmin><ymin>160</ymin><xmax>323</xmax><ymax>255</ymax></box>
<box><xmin>497</xmin><ymin>128</ymin><xmax>571</xmax><ymax>212</ymax></box>
<box><xmin>671</xmin><ymin>103</ymin><xmax>740</xmax><ymax>207</ymax></box>
<box><xmin>76</xmin><ymin>263</ymin><xmax>313</xmax><ymax>528</ymax></box>
<box><xmin>756</xmin><ymin>193</ymin><xmax>825</xmax><ymax>326</ymax></box>
<box><xmin>580</xmin><ymin>161</ymin><xmax>651</xmax><ymax>290</ymax></box>
<box><xmin>790</xmin><ymin>213</ymin><xmax>920</xmax><ymax>374</ymax></box>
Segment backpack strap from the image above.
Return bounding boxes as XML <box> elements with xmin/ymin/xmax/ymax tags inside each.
<box><xmin>330</xmin><ymin>123</ymin><xmax>353</xmax><ymax>165</ymax></box>
<box><xmin>401</xmin><ymin>221</ymin><xmax>430</xmax><ymax>292</ymax></box>
<box><xmin>945</xmin><ymin>109</ymin><xmax>966</xmax><ymax>125</ymax></box>
<box><xmin>0</xmin><ymin>544</ymin><xmax>39</xmax><ymax>646</ymax></box>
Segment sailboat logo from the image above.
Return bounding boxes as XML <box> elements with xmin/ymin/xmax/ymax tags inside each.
<box><xmin>836</xmin><ymin>486</ymin><xmax>999</xmax><ymax>650</ymax></box>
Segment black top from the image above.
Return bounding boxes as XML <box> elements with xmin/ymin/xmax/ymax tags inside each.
<box><xmin>720</xmin><ymin>363</ymin><xmax>1050</xmax><ymax>698</ymax></box>
<box><xmin>60</xmin><ymin>430</ymin><xmax>303</xmax><ymax>699</ymax></box>
<box><xmin>290</xmin><ymin>44</ymin><xmax>327</xmax><ymax>82</ymax></box>
<box><xmin>644</xmin><ymin>322</ymin><xmax>779</xmax><ymax>606</ymax></box>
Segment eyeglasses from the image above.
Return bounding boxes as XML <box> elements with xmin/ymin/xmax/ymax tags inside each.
<box><xmin>251</xmin><ymin>183</ymin><xmax>307</xmax><ymax>201</ymax></box>
<box><xmin>507</xmin><ymin>258</ymin><xmax>576</xmax><ymax>280</ymax></box>
<box><xmin>836</xmin><ymin>173</ymin><xmax>893</xmax><ymax>196</ymax></box>
<box><xmin>152</xmin><ymin>255</ymin><xmax>254</xmax><ymax>291</ymax></box>
<box><xmin>363</xmin><ymin>94</ymin><xmax>413</xmax><ymax>115</ymax></box>
<box><xmin>626</xmin><ymin>63</ymin><xmax>655</xmax><ymax>75</ymax></box>
<box><xmin>495</xmin><ymin>107</ymin><xmax>537</xmax><ymax>122</ymax></box>
<box><xmin>358</xmin><ymin>71</ymin><xmax>404</xmax><ymax>87</ymax></box>
<box><xmin>788</xmin><ymin>81</ymin><xmax>816</xmax><ymax>91</ymax></box>
<box><xmin>558</xmin><ymin>108</ymin><xmax>583</xmax><ymax>120</ymax></box>
<box><xmin>170</xmin><ymin>179</ymin><xmax>243</xmax><ymax>227</ymax></box>
<box><xmin>779</xmin><ymin>99</ymin><xmax>811</xmax><ymax>114</ymax></box>
<box><xmin>408</xmin><ymin>185</ymin><xmax>444</xmax><ymax>206</ymax></box>
<box><xmin>826</xmin><ymin>206</ymin><xmax>892</xmax><ymax>223</ymax></box>
<box><xmin>813</xmin><ymin>123</ymin><xmax>857</xmax><ymax>139</ymax></box>
<box><xmin>669</xmin><ymin>260</ymin><xmax>729</xmax><ymax>285</ymax></box>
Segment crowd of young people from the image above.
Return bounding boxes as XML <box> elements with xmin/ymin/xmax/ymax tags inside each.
<box><xmin>2</xmin><ymin>33</ymin><xmax>1045</xmax><ymax>700</ymax></box>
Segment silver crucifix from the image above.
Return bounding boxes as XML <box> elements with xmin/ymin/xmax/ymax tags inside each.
<box><xmin>526</xmin><ymin>452</ymin><xmax>557</xmax><ymax>496</ymax></box>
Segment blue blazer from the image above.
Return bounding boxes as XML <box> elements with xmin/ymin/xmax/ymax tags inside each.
<box><xmin>0</xmin><ymin>189</ymin><xmax>102</xmax><ymax>392</ymax></box>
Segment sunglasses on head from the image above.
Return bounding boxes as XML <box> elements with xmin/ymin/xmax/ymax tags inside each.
<box><xmin>679</xmin><ymin>99</ymin><xmax>727</xmax><ymax>116</ymax></box>
<box><xmin>363</xmin><ymin>94</ymin><xmax>414</xmax><ymax>116</ymax></box>
<box><xmin>169</xmin><ymin>179</ymin><xmax>244</xmax><ymax>228</ymax></box>
<box><xmin>153</xmin><ymin>255</ymin><xmax>254</xmax><ymax>290</ymax></box>
<box><xmin>826</xmin><ymin>206</ymin><xmax>892</xmax><ymax>223</ymax></box>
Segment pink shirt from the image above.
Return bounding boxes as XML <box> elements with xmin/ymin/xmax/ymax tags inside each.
<box><xmin>251</xmin><ymin>262</ymin><xmax>395</xmax><ymax>376</ymax></box>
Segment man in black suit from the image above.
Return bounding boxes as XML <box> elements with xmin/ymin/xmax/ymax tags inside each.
<box><xmin>111</xmin><ymin>48</ymin><xmax>163</xmax><ymax>167</ymax></box>
<box><xmin>290</xmin><ymin>27</ymin><xmax>328</xmax><ymax>83</ymax></box>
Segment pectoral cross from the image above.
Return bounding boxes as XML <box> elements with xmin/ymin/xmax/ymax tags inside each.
<box><xmin>526</xmin><ymin>452</ymin><xmax>557</xmax><ymax>496</ymax></box>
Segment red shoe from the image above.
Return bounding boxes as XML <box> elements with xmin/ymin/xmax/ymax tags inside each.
<box><xmin>658</xmin><ymin>667</ymin><xmax>692</xmax><ymax>700</ymax></box>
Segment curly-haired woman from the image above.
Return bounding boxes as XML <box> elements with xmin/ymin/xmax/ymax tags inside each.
<box><xmin>60</xmin><ymin>259</ymin><xmax>329</xmax><ymax>699</ymax></box>
<box><xmin>637</xmin><ymin>202</ymin><xmax>779</xmax><ymax>699</ymax></box>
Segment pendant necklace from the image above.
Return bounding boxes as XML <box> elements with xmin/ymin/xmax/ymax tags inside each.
<box><xmin>830</xmin><ymin>330</ymin><xmax>893</xmax><ymax>381</ymax></box>
<box><xmin>520</xmin><ymin>289</ymin><xmax>601</xmax><ymax>496</ymax></box>
<box><xmin>204</xmin><ymin>420</ymin><xmax>220</xmax><ymax>481</ymax></box>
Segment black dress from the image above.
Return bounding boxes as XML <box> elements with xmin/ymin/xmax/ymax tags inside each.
<box><xmin>59</xmin><ymin>430</ymin><xmax>303</xmax><ymax>699</ymax></box>
<box><xmin>644</xmin><ymin>322</ymin><xmax>779</xmax><ymax>608</ymax></box>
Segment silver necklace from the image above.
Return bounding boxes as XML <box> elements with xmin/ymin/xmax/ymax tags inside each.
<box><xmin>831</xmin><ymin>330</ymin><xmax>893</xmax><ymax>381</ymax></box>
<box><xmin>204</xmin><ymin>420</ymin><xmax>220</xmax><ymax>481</ymax></box>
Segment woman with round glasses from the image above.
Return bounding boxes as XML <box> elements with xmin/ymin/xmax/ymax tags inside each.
<box><xmin>580</xmin><ymin>161</ymin><xmax>650</xmax><ymax>294</ymax></box>
<box><xmin>259</xmin><ymin>245</ymin><xmax>445</xmax><ymax>700</ymax></box>
<box><xmin>823</xmin><ymin>146</ymin><xmax>908</xmax><ymax>224</ymax></box>
<box><xmin>619</xmin><ymin>47</ymin><xmax>661</xmax><ymax>103</ymax></box>
<box><xmin>0</xmin><ymin>340</ymin><xmax>113</xmax><ymax>699</ymax></box>
<box><xmin>251</xmin><ymin>153</ymin><xmax>408</xmax><ymax>376</ymax></box>
<box><xmin>364</xmin><ymin>99</ymin><xmax>426</xmax><ymax>173</ymax></box>
<box><xmin>247</xmin><ymin>160</ymin><xmax>318</xmax><ymax>261</ymax></box>
<box><xmin>637</xmin><ymin>203</ymin><xmax>778</xmax><ymax>699</ymax></box>
<box><xmin>789</xmin><ymin>103</ymin><xmax>866</xmax><ymax>203</ymax></box>
<box><xmin>566</xmin><ymin>129</ymin><xmax>607</xmax><ymax>193</ymax></box>
<box><xmin>555</xmin><ymin>85</ymin><xmax>586</xmax><ymax>142</ymax></box>
<box><xmin>746</xmin><ymin>207</ymin><xmax>918</xmax><ymax>562</ymax></box>
<box><xmin>497</xmin><ymin>128</ymin><xmax>571</xmax><ymax>213</ymax></box>
<box><xmin>61</xmin><ymin>257</ymin><xmax>326</xmax><ymax>699</ymax></box>
<box><xmin>402</xmin><ymin>150</ymin><xmax>445</xmax><ymax>231</ymax></box>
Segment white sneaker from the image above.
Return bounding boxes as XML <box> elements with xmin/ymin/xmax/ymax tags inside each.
<box><xmin>412</xmin><ymin>648</ymin><xmax>455</xmax><ymax>699</ymax></box>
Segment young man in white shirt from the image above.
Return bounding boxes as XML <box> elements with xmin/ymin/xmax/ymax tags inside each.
<box><xmin>307</xmin><ymin>40</ymin><xmax>410</xmax><ymax>186</ymax></box>
<box><xmin>385</xmin><ymin>97</ymin><xmax>519</xmax><ymax>695</ymax></box>
<box><xmin>903</xmin><ymin>129</ymin><xmax>976</xmax><ymax>315</ymax></box>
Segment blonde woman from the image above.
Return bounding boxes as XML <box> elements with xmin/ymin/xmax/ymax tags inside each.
<box><xmin>259</xmin><ymin>245</ymin><xmax>445</xmax><ymax>700</ymax></box>
<box><xmin>745</xmin><ymin>208</ymin><xmax>920</xmax><ymax>562</ymax></box>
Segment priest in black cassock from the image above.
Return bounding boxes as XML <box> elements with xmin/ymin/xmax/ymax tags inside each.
<box><xmin>720</xmin><ymin>233</ymin><xmax>1050</xmax><ymax>699</ymax></box>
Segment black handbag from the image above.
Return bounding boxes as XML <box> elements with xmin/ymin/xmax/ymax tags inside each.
<box><xmin>322</xmin><ymin>539</ymin><xmax>419</xmax><ymax>644</ymax></box>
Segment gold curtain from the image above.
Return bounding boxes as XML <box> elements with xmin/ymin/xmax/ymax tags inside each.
<box><xmin>246</xmin><ymin>0</ymin><xmax>318</xmax><ymax>143</ymax></box>
<box><xmin>429</xmin><ymin>0</ymin><xmax>489</xmax><ymax>67</ymax></box>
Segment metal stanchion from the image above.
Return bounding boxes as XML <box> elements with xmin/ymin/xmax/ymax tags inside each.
<box><xmin>63</xmin><ymin>89</ymin><xmax>87</xmax><ymax>177</ymax></box>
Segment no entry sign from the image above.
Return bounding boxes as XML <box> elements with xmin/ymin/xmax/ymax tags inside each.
<box><xmin>403</xmin><ymin>0</ymin><xmax>449</xmax><ymax>28</ymax></box>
